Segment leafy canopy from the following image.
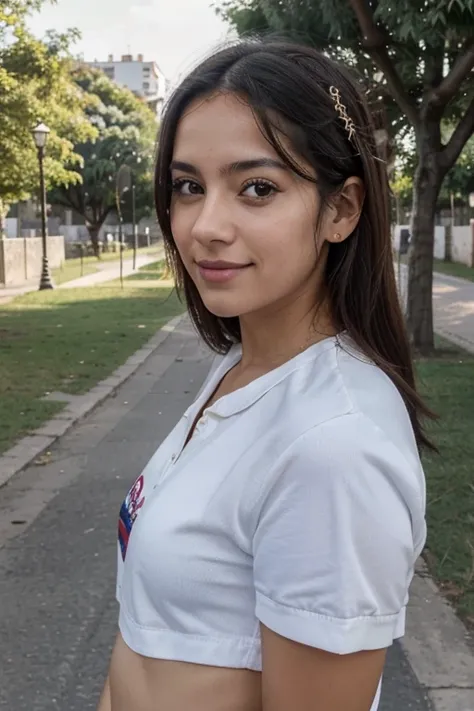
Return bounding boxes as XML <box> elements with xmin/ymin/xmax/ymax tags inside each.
<box><xmin>215</xmin><ymin>0</ymin><xmax>474</xmax><ymax>163</ymax></box>
<box><xmin>50</xmin><ymin>66</ymin><xmax>158</xmax><ymax>230</ymax></box>
<box><xmin>0</xmin><ymin>1</ymin><xmax>96</xmax><ymax>210</ymax></box>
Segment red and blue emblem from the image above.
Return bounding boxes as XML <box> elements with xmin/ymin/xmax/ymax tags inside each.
<box><xmin>118</xmin><ymin>474</ymin><xmax>146</xmax><ymax>561</ymax></box>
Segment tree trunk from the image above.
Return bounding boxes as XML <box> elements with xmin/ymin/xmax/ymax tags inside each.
<box><xmin>86</xmin><ymin>224</ymin><xmax>102</xmax><ymax>258</ymax></box>
<box><xmin>406</xmin><ymin>125</ymin><xmax>443</xmax><ymax>354</ymax></box>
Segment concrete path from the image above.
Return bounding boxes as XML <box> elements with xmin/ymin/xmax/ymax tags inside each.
<box><xmin>398</xmin><ymin>266</ymin><xmax>474</xmax><ymax>353</ymax></box>
<box><xmin>0</xmin><ymin>248</ymin><xmax>164</xmax><ymax>305</ymax></box>
<box><xmin>0</xmin><ymin>319</ymin><xmax>433</xmax><ymax>711</ymax></box>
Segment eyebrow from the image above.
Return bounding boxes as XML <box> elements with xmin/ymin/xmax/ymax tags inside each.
<box><xmin>170</xmin><ymin>158</ymin><xmax>289</xmax><ymax>178</ymax></box>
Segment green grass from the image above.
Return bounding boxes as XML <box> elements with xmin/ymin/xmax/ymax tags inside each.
<box><xmin>432</xmin><ymin>258</ymin><xmax>474</xmax><ymax>283</ymax></box>
<box><xmin>0</xmin><ymin>260</ymin><xmax>183</xmax><ymax>454</ymax></box>
<box><xmin>399</xmin><ymin>254</ymin><xmax>474</xmax><ymax>283</ymax></box>
<box><xmin>418</xmin><ymin>341</ymin><xmax>474</xmax><ymax>623</ymax></box>
<box><xmin>52</xmin><ymin>261</ymin><xmax>98</xmax><ymax>285</ymax></box>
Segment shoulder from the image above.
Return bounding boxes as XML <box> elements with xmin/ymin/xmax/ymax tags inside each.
<box><xmin>263</xmin><ymin>409</ymin><xmax>424</xmax><ymax>513</ymax></box>
<box><xmin>280</xmin><ymin>335</ymin><xmax>419</xmax><ymax>465</ymax></box>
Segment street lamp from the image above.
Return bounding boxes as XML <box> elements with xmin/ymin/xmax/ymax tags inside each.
<box><xmin>32</xmin><ymin>122</ymin><xmax>54</xmax><ymax>290</ymax></box>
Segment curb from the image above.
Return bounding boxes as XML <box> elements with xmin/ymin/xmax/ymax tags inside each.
<box><xmin>403</xmin><ymin>560</ymin><xmax>474</xmax><ymax>711</ymax></box>
<box><xmin>0</xmin><ymin>313</ymin><xmax>187</xmax><ymax>490</ymax></box>
<box><xmin>434</xmin><ymin>325</ymin><xmax>474</xmax><ymax>356</ymax></box>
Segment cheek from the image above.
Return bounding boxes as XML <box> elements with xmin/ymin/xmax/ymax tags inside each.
<box><xmin>257</xmin><ymin>203</ymin><xmax>319</xmax><ymax>266</ymax></box>
<box><xmin>170</xmin><ymin>209</ymin><xmax>192</xmax><ymax>260</ymax></box>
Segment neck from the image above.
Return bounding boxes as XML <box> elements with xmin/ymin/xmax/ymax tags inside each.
<box><xmin>238</xmin><ymin>291</ymin><xmax>336</xmax><ymax>371</ymax></box>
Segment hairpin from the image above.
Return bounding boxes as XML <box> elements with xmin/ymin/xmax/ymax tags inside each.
<box><xmin>329</xmin><ymin>86</ymin><xmax>356</xmax><ymax>142</ymax></box>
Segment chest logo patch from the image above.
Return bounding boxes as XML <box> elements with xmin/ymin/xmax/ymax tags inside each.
<box><xmin>118</xmin><ymin>475</ymin><xmax>146</xmax><ymax>560</ymax></box>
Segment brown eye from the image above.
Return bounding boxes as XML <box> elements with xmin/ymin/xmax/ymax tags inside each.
<box><xmin>172</xmin><ymin>179</ymin><xmax>203</xmax><ymax>196</ymax></box>
<box><xmin>241</xmin><ymin>180</ymin><xmax>277</xmax><ymax>200</ymax></box>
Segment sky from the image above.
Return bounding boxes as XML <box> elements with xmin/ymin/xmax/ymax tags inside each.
<box><xmin>28</xmin><ymin>0</ymin><xmax>234</xmax><ymax>86</ymax></box>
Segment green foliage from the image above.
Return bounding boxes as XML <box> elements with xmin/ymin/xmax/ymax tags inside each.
<box><xmin>0</xmin><ymin>2</ymin><xmax>96</xmax><ymax>221</ymax></box>
<box><xmin>390</xmin><ymin>172</ymin><xmax>414</xmax><ymax>204</ymax></box>
<box><xmin>49</xmin><ymin>66</ymin><xmax>158</xmax><ymax>243</ymax></box>
<box><xmin>395</xmin><ymin>134</ymin><xmax>474</xmax><ymax>207</ymax></box>
<box><xmin>442</xmin><ymin>135</ymin><xmax>474</xmax><ymax>199</ymax></box>
<box><xmin>216</xmin><ymin>0</ymin><xmax>474</xmax><ymax>154</ymax></box>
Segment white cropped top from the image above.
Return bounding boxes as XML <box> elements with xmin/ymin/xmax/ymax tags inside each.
<box><xmin>116</xmin><ymin>334</ymin><xmax>426</xmax><ymax>710</ymax></box>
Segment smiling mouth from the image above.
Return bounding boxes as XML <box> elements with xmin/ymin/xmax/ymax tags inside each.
<box><xmin>196</xmin><ymin>260</ymin><xmax>252</xmax><ymax>284</ymax></box>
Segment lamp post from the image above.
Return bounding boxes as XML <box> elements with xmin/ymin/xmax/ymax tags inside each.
<box><xmin>32</xmin><ymin>122</ymin><xmax>54</xmax><ymax>290</ymax></box>
<box><xmin>131</xmin><ymin>174</ymin><xmax>138</xmax><ymax>270</ymax></box>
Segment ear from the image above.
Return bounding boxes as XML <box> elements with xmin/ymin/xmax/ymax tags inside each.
<box><xmin>324</xmin><ymin>177</ymin><xmax>365</xmax><ymax>245</ymax></box>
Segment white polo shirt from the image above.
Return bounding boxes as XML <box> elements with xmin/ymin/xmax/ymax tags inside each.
<box><xmin>116</xmin><ymin>333</ymin><xmax>426</xmax><ymax>709</ymax></box>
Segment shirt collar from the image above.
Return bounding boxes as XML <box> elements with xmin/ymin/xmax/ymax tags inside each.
<box><xmin>196</xmin><ymin>335</ymin><xmax>343</xmax><ymax>419</ymax></box>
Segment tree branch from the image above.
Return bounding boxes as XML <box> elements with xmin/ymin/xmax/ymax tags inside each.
<box><xmin>424</xmin><ymin>40</ymin><xmax>444</xmax><ymax>90</ymax></box>
<box><xmin>440</xmin><ymin>96</ymin><xmax>474</xmax><ymax>172</ymax></box>
<box><xmin>52</xmin><ymin>187</ymin><xmax>83</xmax><ymax>216</ymax></box>
<box><xmin>348</xmin><ymin>0</ymin><xmax>419</xmax><ymax>127</ymax></box>
<box><xmin>97</xmin><ymin>204</ymin><xmax>113</xmax><ymax>229</ymax></box>
<box><xmin>433</xmin><ymin>41</ymin><xmax>474</xmax><ymax>106</ymax></box>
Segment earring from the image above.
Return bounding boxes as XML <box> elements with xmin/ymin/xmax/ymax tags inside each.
<box><xmin>334</xmin><ymin>232</ymin><xmax>342</xmax><ymax>241</ymax></box>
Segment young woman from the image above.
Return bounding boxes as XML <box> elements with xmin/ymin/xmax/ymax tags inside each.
<box><xmin>98</xmin><ymin>38</ymin><xmax>429</xmax><ymax>711</ymax></box>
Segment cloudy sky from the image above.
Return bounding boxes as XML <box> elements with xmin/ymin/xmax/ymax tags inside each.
<box><xmin>28</xmin><ymin>0</ymin><xmax>234</xmax><ymax>85</ymax></box>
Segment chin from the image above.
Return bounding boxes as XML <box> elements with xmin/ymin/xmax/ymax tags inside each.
<box><xmin>199</xmin><ymin>294</ymin><xmax>248</xmax><ymax>320</ymax></box>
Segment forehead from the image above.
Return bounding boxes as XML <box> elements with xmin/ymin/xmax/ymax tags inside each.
<box><xmin>173</xmin><ymin>92</ymin><xmax>276</xmax><ymax>160</ymax></box>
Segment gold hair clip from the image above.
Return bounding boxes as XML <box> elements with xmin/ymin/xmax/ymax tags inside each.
<box><xmin>329</xmin><ymin>86</ymin><xmax>356</xmax><ymax>142</ymax></box>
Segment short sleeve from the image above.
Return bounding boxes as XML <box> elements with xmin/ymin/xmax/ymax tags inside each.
<box><xmin>253</xmin><ymin>412</ymin><xmax>425</xmax><ymax>655</ymax></box>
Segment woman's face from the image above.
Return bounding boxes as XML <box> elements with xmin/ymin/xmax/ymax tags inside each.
<box><xmin>170</xmin><ymin>92</ymin><xmax>330</xmax><ymax>320</ymax></box>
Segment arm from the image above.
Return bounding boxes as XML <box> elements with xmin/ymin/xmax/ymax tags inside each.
<box><xmin>97</xmin><ymin>675</ymin><xmax>111</xmax><ymax>711</ymax></box>
<box><xmin>253</xmin><ymin>414</ymin><xmax>424</xmax><ymax>710</ymax></box>
<box><xmin>261</xmin><ymin>625</ymin><xmax>386</xmax><ymax>711</ymax></box>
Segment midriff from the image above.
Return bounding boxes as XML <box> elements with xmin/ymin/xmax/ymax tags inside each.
<box><xmin>109</xmin><ymin>633</ymin><xmax>262</xmax><ymax>711</ymax></box>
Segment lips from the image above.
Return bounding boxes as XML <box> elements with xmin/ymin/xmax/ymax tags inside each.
<box><xmin>196</xmin><ymin>259</ymin><xmax>252</xmax><ymax>284</ymax></box>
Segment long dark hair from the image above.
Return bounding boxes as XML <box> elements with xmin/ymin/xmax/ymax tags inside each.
<box><xmin>155</xmin><ymin>38</ymin><xmax>435</xmax><ymax>450</ymax></box>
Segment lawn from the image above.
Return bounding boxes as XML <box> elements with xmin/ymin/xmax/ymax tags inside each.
<box><xmin>432</xmin><ymin>258</ymin><xmax>474</xmax><ymax>283</ymax></box>
<box><xmin>418</xmin><ymin>341</ymin><xmax>474</xmax><ymax>624</ymax></box>
<box><xmin>0</xmin><ymin>260</ymin><xmax>184</xmax><ymax>454</ymax></box>
<box><xmin>398</xmin><ymin>254</ymin><xmax>474</xmax><ymax>283</ymax></box>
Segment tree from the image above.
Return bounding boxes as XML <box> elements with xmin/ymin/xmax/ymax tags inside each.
<box><xmin>441</xmin><ymin>135</ymin><xmax>474</xmax><ymax>201</ymax></box>
<box><xmin>49</xmin><ymin>67</ymin><xmax>157</xmax><ymax>255</ymax></box>
<box><xmin>391</xmin><ymin>133</ymin><xmax>474</xmax><ymax>215</ymax></box>
<box><xmin>215</xmin><ymin>0</ymin><xmax>474</xmax><ymax>351</ymax></box>
<box><xmin>0</xmin><ymin>1</ymin><xmax>96</xmax><ymax>233</ymax></box>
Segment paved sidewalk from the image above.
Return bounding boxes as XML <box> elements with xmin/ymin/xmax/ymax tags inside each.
<box><xmin>432</xmin><ymin>271</ymin><xmax>474</xmax><ymax>353</ymax></box>
<box><xmin>0</xmin><ymin>248</ymin><xmax>164</xmax><ymax>305</ymax></box>
<box><xmin>398</xmin><ymin>266</ymin><xmax>474</xmax><ymax>353</ymax></box>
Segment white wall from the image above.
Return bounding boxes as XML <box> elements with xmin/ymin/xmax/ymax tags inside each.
<box><xmin>5</xmin><ymin>218</ymin><xmax>17</xmax><ymax>238</ymax></box>
<box><xmin>434</xmin><ymin>226</ymin><xmax>446</xmax><ymax>260</ymax></box>
<box><xmin>59</xmin><ymin>219</ymin><xmax>161</xmax><ymax>243</ymax></box>
<box><xmin>59</xmin><ymin>225</ymin><xmax>102</xmax><ymax>242</ymax></box>
<box><xmin>451</xmin><ymin>225</ymin><xmax>473</xmax><ymax>267</ymax></box>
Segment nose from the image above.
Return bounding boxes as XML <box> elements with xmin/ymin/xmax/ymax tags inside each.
<box><xmin>191</xmin><ymin>191</ymin><xmax>236</xmax><ymax>247</ymax></box>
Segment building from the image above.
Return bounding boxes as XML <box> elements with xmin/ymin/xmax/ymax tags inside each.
<box><xmin>88</xmin><ymin>54</ymin><xmax>168</xmax><ymax>116</ymax></box>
